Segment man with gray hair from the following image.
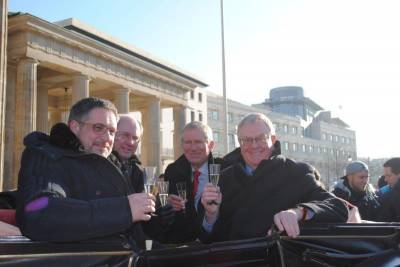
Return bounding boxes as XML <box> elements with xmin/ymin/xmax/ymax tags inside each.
<box><xmin>201</xmin><ymin>113</ymin><xmax>347</xmax><ymax>242</ymax></box>
<box><xmin>331</xmin><ymin>161</ymin><xmax>380</xmax><ymax>221</ymax></box>
<box><xmin>161</xmin><ymin>121</ymin><xmax>221</xmax><ymax>243</ymax></box>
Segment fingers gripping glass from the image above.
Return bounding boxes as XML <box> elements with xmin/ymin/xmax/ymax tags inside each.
<box><xmin>208</xmin><ymin>164</ymin><xmax>221</xmax><ymax>205</ymax></box>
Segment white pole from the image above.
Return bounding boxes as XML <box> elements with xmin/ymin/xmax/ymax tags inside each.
<box><xmin>220</xmin><ymin>0</ymin><xmax>228</xmax><ymax>154</ymax></box>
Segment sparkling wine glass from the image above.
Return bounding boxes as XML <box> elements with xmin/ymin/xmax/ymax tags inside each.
<box><xmin>144</xmin><ymin>166</ymin><xmax>157</xmax><ymax>194</ymax></box>
<box><xmin>208</xmin><ymin>164</ymin><xmax>221</xmax><ymax>205</ymax></box>
<box><xmin>157</xmin><ymin>180</ymin><xmax>169</xmax><ymax>206</ymax></box>
<box><xmin>176</xmin><ymin>182</ymin><xmax>187</xmax><ymax>213</ymax></box>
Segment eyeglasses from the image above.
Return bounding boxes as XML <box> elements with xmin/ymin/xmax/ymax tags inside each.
<box><xmin>116</xmin><ymin>131</ymin><xmax>141</xmax><ymax>143</ymax></box>
<box><xmin>78</xmin><ymin>121</ymin><xmax>117</xmax><ymax>136</ymax></box>
<box><xmin>238</xmin><ymin>134</ymin><xmax>270</xmax><ymax>147</ymax></box>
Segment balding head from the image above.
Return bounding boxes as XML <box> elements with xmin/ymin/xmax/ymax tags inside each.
<box><xmin>114</xmin><ymin>114</ymin><xmax>142</xmax><ymax>160</ymax></box>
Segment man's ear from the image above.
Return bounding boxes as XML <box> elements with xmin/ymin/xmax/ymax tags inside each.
<box><xmin>208</xmin><ymin>140</ymin><xmax>216</xmax><ymax>151</ymax></box>
<box><xmin>69</xmin><ymin>120</ymin><xmax>80</xmax><ymax>135</ymax></box>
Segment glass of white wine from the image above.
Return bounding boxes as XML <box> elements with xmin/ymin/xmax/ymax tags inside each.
<box><xmin>144</xmin><ymin>166</ymin><xmax>157</xmax><ymax>194</ymax></box>
<box><xmin>208</xmin><ymin>164</ymin><xmax>221</xmax><ymax>205</ymax></box>
<box><xmin>157</xmin><ymin>180</ymin><xmax>169</xmax><ymax>207</ymax></box>
<box><xmin>176</xmin><ymin>182</ymin><xmax>187</xmax><ymax>213</ymax></box>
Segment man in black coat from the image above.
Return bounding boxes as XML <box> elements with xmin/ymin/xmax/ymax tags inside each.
<box><xmin>378</xmin><ymin>157</ymin><xmax>400</xmax><ymax>222</ymax></box>
<box><xmin>162</xmin><ymin>121</ymin><xmax>221</xmax><ymax>243</ymax></box>
<box><xmin>201</xmin><ymin>113</ymin><xmax>348</xmax><ymax>242</ymax></box>
<box><xmin>109</xmin><ymin>114</ymin><xmax>174</xmax><ymax>240</ymax></box>
<box><xmin>331</xmin><ymin>161</ymin><xmax>380</xmax><ymax>221</ymax></box>
<box><xmin>16</xmin><ymin>97</ymin><xmax>155</xmax><ymax>250</ymax></box>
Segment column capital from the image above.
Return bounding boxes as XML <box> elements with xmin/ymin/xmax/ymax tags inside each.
<box><xmin>17</xmin><ymin>57</ymin><xmax>39</xmax><ymax>66</ymax></box>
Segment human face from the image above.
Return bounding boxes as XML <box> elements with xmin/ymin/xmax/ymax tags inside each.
<box><xmin>238</xmin><ymin>121</ymin><xmax>276</xmax><ymax>170</ymax></box>
<box><xmin>70</xmin><ymin>108</ymin><xmax>117</xmax><ymax>158</ymax></box>
<box><xmin>347</xmin><ymin>170</ymin><xmax>369</xmax><ymax>193</ymax></box>
<box><xmin>182</xmin><ymin>128</ymin><xmax>214</xmax><ymax>169</ymax></box>
<box><xmin>114</xmin><ymin>118</ymin><xmax>141</xmax><ymax>160</ymax></box>
<box><xmin>384</xmin><ymin>167</ymin><xmax>400</xmax><ymax>187</ymax></box>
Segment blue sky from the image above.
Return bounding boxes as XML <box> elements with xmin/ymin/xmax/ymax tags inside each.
<box><xmin>9</xmin><ymin>0</ymin><xmax>400</xmax><ymax>159</ymax></box>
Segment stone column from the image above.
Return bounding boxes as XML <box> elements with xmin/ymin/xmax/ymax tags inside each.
<box><xmin>141</xmin><ymin>98</ymin><xmax>161</xmax><ymax>174</ymax></box>
<box><xmin>0</xmin><ymin>0</ymin><xmax>7</xmax><ymax>190</ymax></box>
<box><xmin>114</xmin><ymin>87</ymin><xmax>130</xmax><ymax>114</ymax></box>
<box><xmin>173</xmin><ymin>105</ymin><xmax>188</xmax><ymax>159</ymax></box>
<box><xmin>12</xmin><ymin>57</ymin><xmax>38</xmax><ymax>188</ymax></box>
<box><xmin>72</xmin><ymin>74</ymin><xmax>90</xmax><ymax>104</ymax></box>
<box><xmin>36</xmin><ymin>85</ymin><xmax>48</xmax><ymax>133</ymax></box>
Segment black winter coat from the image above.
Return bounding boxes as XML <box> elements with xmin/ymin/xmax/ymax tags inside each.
<box><xmin>378</xmin><ymin>180</ymin><xmax>400</xmax><ymax>222</ymax></box>
<box><xmin>16</xmin><ymin>123</ymin><xmax>146</xmax><ymax>248</ymax></box>
<box><xmin>162</xmin><ymin>153</ymin><xmax>221</xmax><ymax>243</ymax></box>
<box><xmin>209</xmin><ymin>155</ymin><xmax>348</xmax><ymax>242</ymax></box>
<box><xmin>331</xmin><ymin>176</ymin><xmax>380</xmax><ymax>221</ymax></box>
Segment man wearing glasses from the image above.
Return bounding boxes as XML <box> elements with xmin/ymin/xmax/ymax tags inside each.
<box><xmin>201</xmin><ymin>113</ymin><xmax>348</xmax><ymax>242</ymax></box>
<box><xmin>16</xmin><ymin>97</ymin><xmax>155</xmax><ymax>250</ymax></box>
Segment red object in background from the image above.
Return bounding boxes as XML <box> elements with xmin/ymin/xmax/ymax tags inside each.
<box><xmin>0</xmin><ymin>209</ymin><xmax>16</xmax><ymax>226</ymax></box>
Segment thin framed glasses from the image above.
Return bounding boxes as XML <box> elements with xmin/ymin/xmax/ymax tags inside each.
<box><xmin>238</xmin><ymin>134</ymin><xmax>270</xmax><ymax>147</ymax></box>
<box><xmin>78</xmin><ymin>121</ymin><xmax>116</xmax><ymax>136</ymax></box>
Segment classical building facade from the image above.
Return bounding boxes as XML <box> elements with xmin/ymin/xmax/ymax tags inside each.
<box><xmin>208</xmin><ymin>87</ymin><xmax>357</xmax><ymax>188</ymax></box>
<box><xmin>1</xmin><ymin>14</ymin><xmax>207</xmax><ymax>189</ymax></box>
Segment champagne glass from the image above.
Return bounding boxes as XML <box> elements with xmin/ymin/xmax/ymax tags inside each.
<box><xmin>144</xmin><ymin>166</ymin><xmax>157</xmax><ymax>195</ymax></box>
<box><xmin>208</xmin><ymin>164</ymin><xmax>221</xmax><ymax>205</ymax></box>
<box><xmin>176</xmin><ymin>182</ymin><xmax>187</xmax><ymax>213</ymax></box>
<box><xmin>157</xmin><ymin>180</ymin><xmax>169</xmax><ymax>207</ymax></box>
<box><xmin>209</xmin><ymin>164</ymin><xmax>221</xmax><ymax>187</ymax></box>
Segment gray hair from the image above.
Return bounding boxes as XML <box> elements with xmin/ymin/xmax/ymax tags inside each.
<box><xmin>182</xmin><ymin>121</ymin><xmax>213</xmax><ymax>143</ymax></box>
<box><xmin>237</xmin><ymin>113</ymin><xmax>275</xmax><ymax>136</ymax></box>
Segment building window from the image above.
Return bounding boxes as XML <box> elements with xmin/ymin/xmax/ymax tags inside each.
<box><xmin>292</xmin><ymin>143</ymin><xmax>298</xmax><ymax>152</ymax></box>
<box><xmin>228</xmin><ymin>134</ymin><xmax>235</xmax><ymax>147</ymax></box>
<box><xmin>198</xmin><ymin>92</ymin><xmax>203</xmax><ymax>103</ymax></box>
<box><xmin>291</xmin><ymin>126</ymin><xmax>298</xmax><ymax>135</ymax></box>
<box><xmin>199</xmin><ymin>113</ymin><xmax>203</xmax><ymax>122</ymax></box>
<box><xmin>191</xmin><ymin>111</ymin><xmax>195</xmax><ymax>122</ymax></box>
<box><xmin>334</xmin><ymin>135</ymin><xmax>339</xmax><ymax>142</ymax></box>
<box><xmin>308</xmin><ymin>145</ymin><xmax>314</xmax><ymax>153</ymax></box>
<box><xmin>283</xmin><ymin>124</ymin><xmax>288</xmax><ymax>133</ymax></box>
<box><xmin>301</xmin><ymin>144</ymin><xmax>306</xmax><ymax>152</ymax></box>
<box><xmin>213</xmin><ymin>132</ymin><xmax>220</xmax><ymax>142</ymax></box>
<box><xmin>273</xmin><ymin>123</ymin><xmax>279</xmax><ymax>132</ymax></box>
<box><xmin>283</xmin><ymin>142</ymin><xmax>289</xmax><ymax>151</ymax></box>
<box><xmin>211</xmin><ymin>110</ymin><xmax>219</xmax><ymax>121</ymax></box>
<box><xmin>322</xmin><ymin>133</ymin><xmax>326</xmax><ymax>140</ymax></box>
<box><xmin>228</xmin><ymin>112</ymin><xmax>234</xmax><ymax>122</ymax></box>
<box><xmin>328</xmin><ymin>134</ymin><xmax>333</xmax><ymax>141</ymax></box>
<box><xmin>341</xmin><ymin>136</ymin><xmax>345</xmax><ymax>143</ymax></box>
<box><xmin>190</xmin><ymin>91</ymin><xmax>194</xmax><ymax>100</ymax></box>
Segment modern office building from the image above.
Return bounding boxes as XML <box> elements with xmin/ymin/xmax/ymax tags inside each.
<box><xmin>208</xmin><ymin>87</ymin><xmax>357</xmax><ymax>187</ymax></box>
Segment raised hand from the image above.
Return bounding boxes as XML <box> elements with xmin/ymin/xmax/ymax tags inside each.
<box><xmin>167</xmin><ymin>194</ymin><xmax>186</xmax><ymax>211</ymax></box>
<box><xmin>127</xmin><ymin>193</ymin><xmax>156</xmax><ymax>222</ymax></box>
<box><xmin>201</xmin><ymin>183</ymin><xmax>222</xmax><ymax>223</ymax></box>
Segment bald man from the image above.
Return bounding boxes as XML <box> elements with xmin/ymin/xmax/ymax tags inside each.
<box><xmin>109</xmin><ymin>115</ymin><xmax>144</xmax><ymax>192</ymax></box>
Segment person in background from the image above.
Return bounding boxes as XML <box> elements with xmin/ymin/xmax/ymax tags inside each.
<box><xmin>201</xmin><ymin>113</ymin><xmax>348</xmax><ymax>242</ymax></box>
<box><xmin>378</xmin><ymin>158</ymin><xmax>400</xmax><ymax>222</ymax></box>
<box><xmin>108</xmin><ymin>114</ymin><xmax>174</xmax><ymax>240</ymax></box>
<box><xmin>16</xmin><ymin>97</ymin><xmax>155</xmax><ymax>250</ymax></box>
<box><xmin>331</xmin><ymin>161</ymin><xmax>380</xmax><ymax>221</ymax></box>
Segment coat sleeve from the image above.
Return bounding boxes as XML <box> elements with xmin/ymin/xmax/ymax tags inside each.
<box><xmin>16</xmin><ymin>148</ymin><xmax>133</xmax><ymax>242</ymax></box>
<box><xmin>295</xmin><ymin>165</ymin><xmax>348</xmax><ymax>223</ymax></box>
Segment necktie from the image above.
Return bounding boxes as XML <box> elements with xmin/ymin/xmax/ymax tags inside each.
<box><xmin>193</xmin><ymin>170</ymin><xmax>201</xmax><ymax>197</ymax></box>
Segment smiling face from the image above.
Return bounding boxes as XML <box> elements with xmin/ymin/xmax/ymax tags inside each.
<box><xmin>238</xmin><ymin>120</ymin><xmax>276</xmax><ymax>170</ymax></box>
<box><xmin>182</xmin><ymin>128</ymin><xmax>215</xmax><ymax>169</ymax></box>
<box><xmin>113</xmin><ymin>116</ymin><xmax>141</xmax><ymax>160</ymax></box>
<box><xmin>347</xmin><ymin>170</ymin><xmax>369</xmax><ymax>192</ymax></box>
<box><xmin>69</xmin><ymin>107</ymin><xmax>117</xmax><ymax>158</ymax></box>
